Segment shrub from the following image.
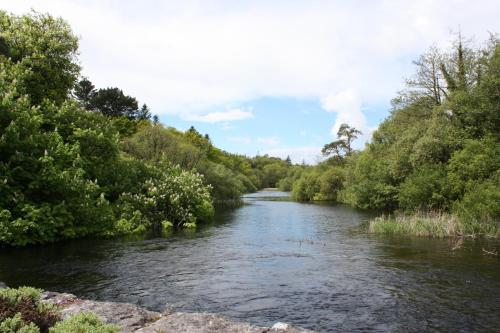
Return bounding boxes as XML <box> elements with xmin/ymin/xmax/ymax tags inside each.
<box><xmin>118</xmin><ymin>161</ymin><xmax>213</xmax><ymax>229</ymax></box>
<box><xmin>447</xmin><ymin>137</ymin><xmax>500</xmax><ymax>198</ymax></box>
<box><xmin>0</xmin><ymin>287</ymin><xmax>60</xmax><ymax>333</ymax></box>
<box><xmin>317</xmin><ymin>167</ymin><xmax>344</xmax><ymax>201</ymax></box>
<box><xmin>0</xmin><ymin>313</ymin><xmax>40</xmax><ymax>333</ymax></box>
<box><xmin>398</xmin><ymin>164</ymin><xmax>448</xmax><ymax>211</ymax></box>
<box><xmin>49</xmin><ymin>313</ymin><xmax>118</xmax><ymax>333</ymax></box>
<box><xmin>292</xmin><ymin>172</ymin><xmax>320</xmax><ymax>201</ymax></box>
<box><xmin>453</xmin><ymin>173</ymin><xmax>500</xmax><ymax>237</ymax></box>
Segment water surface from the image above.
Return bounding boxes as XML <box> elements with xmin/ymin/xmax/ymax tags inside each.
<box><xmin>1</xmin><ymin>191</ymin><xmax>499</xmax><ymax>332</ymax></box>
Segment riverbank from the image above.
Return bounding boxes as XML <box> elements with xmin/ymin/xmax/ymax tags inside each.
<box><xmin>0</xmin><ymin>285</ymin><xmax>313</xmax><ymax>333</ymax></box>
<box><xmin>368</xmin><ymin>212</ymin><xmax>500</xmax><ymax>238</ymax></box>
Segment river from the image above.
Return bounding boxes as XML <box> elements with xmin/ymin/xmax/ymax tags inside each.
<box><xmin>1</xmin><ymin>191</ymin><xmax>499</xmax><ymax>332</ymax></box>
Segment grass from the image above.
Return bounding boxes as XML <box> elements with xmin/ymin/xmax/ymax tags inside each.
<box><xmin>368</xmin><ymin>212</ymin><xmax>499</xmax><ymax>238</ymax></box>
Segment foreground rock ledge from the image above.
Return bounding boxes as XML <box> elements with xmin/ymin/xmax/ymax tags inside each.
<box><xmin>41</xmin><ymin>291</ymin><xmax>314</xmax><ymax>333</ymax></box>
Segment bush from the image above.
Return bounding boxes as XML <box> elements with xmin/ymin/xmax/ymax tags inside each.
<box><xmin>447</xmin><ymin>137</ymin><xmax>500</xmax><ymax>198</ymax></box>
<box><xmin>0</xmin><ymin>287</ymin><xmax>60</xmax><ymax>333</ymax></box>
<box><xmin>398</xmin><ymin>164</ymin><xmax>448</xmax><ymax>211</ymax></box>
<box><xmin>118</xmin><ymin>161</ymin><xmax>213</xmax><ymax>229</ymax></box>
<box><xmin>341</xmin><ymin>151</ymin><xmax>398</xmax><ymax>210</ymax></box>
<box><xmin>316</xmin><ymin>167</ymin><xmax>344</xmax><ymax>201</ymax></box>
<box><xmin>0</xmin><ymin>313</ymin><xmax>40</xmax><ymax>333</ymax></box>
<box><xmin>453</xmin><ymin>173</ymin><xmax>500</xmax><ymax>237</ymax></box>
<box><xmin>196</xmin><ymin>161</ymin><xmax>245</xmax><ymax>201</ymax></box>
<box><xmin>292</xmin><ymin>172</ymin><xmax>320</xmax><ymax>201</ymax></box>
<box><xmin>49</xmin><ymin>313</ymin><xmax>118</xmax><ymax>333</ymax></box>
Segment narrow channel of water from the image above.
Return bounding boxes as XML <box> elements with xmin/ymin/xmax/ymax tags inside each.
<box><xmin>1</xmin><ymin>191</ymin><xmax>499</xmax><ymax>332</ymax></box>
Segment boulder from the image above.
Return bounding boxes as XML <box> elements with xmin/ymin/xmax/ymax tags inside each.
<box><xmin>135</xmin><ymin>312</ymin><xmax>314</xmax><ymax>333</ymax></box>
<box><xmin>41</xmin><ymin>291</ymin><xmax>314</xmax><ymax>333</ymax></box>
<box><xmin>42</xmin><ymin>292</ymin><xmax>160</xmax><ymax>332</ymax></box>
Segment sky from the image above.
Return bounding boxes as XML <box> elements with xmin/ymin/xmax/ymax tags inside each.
<box><xmin>1</xmin><ymin>1</ymin><xmax>499</xmax><ymax>163</ymax></box>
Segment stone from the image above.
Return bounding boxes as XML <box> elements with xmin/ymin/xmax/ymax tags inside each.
<box><xmin>135</xmin><ymin>312</ymin><xmax>314</xmax><ymax>333</ymax></box>
<box><xmin>40</xmin><ymin>291</ymin><xmax>314</xmax><ymax>333</ymax></box>
<box><xmin>134</xmin><ymin>312</ymin><xmax>264</xmax><ymax>333</ymax></box>
<box><xmin>272</xmin><ymin>322</ymin><xmax>290</xmax><ymax>330</ymax></box>
<box><xmin>42</xmin><ymin>292</ymin><xmax>161</xmax><ymax>333</ymax></box>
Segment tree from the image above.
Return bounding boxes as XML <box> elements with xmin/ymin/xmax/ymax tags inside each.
<box><xmin>137</xmin><ymin>104</ymin><xmax>152</xmax><ymax>120</ymax></box>
<box><xmin>0</xmin><ymin>11</ymin><xmax>216</xmax><ymax>246</ymax></box>
<box><xmin>404</xmin><ymin>46</ymin><xmax>445</xmax><ymax>106</ymax></box>
<box><xmin>0</xmin><ymin>10</ymin><xmax>80</xmax><ymax>105</ymax></box>
<box><xmin>90</xmin><ymin>87</ymin><xmax>139</xmax><ymax>118</ymax></box>
<box><xmin>152</xmin><ymin>115</ymin><xmax>159</xmax><ymax>125</ymax></box>
<box><xmin>73</xmin><ymin>78</ymin><xmax>96</xmax><ymax>109</ymax></box>
<box><xmin>439</xmin><ymin>33</ymin><xmax>484</xmax><ymax>95</ymax></box>
<box><xmin>322</xmin><ymin>123</ymin><xmax>361</xmax><ymax>159</ymax></box>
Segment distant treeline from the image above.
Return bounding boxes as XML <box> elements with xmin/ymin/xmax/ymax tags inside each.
<box><xmin>0</xmin><ymin>11</ymin><xmax>292</xmax><ymax>246</ymax></box>
<box><xmin>280</xmin><ymin>35</ymin><xmax>499</xmax><ymax>237</ymax></box>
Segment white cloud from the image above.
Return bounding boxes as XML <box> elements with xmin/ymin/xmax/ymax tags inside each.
<box><xmin>256</xmin><ymin>136</ymin><xmax>279</xmax><ymax>146</ymax></box>
<box><xmin>227</xmin><ymin>136</ymin><xmax>252</xmax><ymax>144</ymax></box>
<box><xmin>220</xmin><ymin>122</ymin><xmax>234</xmax><ymax>130</ymax></box>
<box><xmin>228</xmin><ymin>135</ymin><xmax>279</xmax><ymax>146</ymax></box>
<box><xmin>321</xmin><ymin>89</ymin><xmax>374</xmax><ymax>147</ymax></box>
<box><xmin>2</xmin><ymin>0</ymin><xmax>498</xmax><ymax>119</ymax></box>
<box><xmin>185</xmin><ymin>108</ymin><xmax>253</xmax><ymax>123</ymax></box>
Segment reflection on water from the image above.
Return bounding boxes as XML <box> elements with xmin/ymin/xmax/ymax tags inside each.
<box><xmin>1</xmin><ymin>191</ymin><xmax>499</xmax><ymax>332</ymax></box>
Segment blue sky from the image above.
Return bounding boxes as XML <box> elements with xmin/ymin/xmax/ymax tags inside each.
<box><xmin>2</xmin><ymin>0</ymin><xmax>499</xmax><ymax>163</ymax></box>
<box><xmin>165</xmin><ymin>96</ymin><xmax>390</xmax><ymax>163</ymax></box>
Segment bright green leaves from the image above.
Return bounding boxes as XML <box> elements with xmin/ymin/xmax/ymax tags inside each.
<box><xmin>0</xmin><ymin>11</ymin><xmax>217</xmax><ymax>246</ymax></box>
<box><xmin>118</xmin><ymin>162</ymin><xmax>214</xmax><ymax>229</ymax></box>
<box><xmin>0</xmin><ymin>10</ymin><xmax>79</xmax><ymax>105</ymax></box>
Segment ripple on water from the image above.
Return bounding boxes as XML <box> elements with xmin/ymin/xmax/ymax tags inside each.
<box><xmin>0</xmin><ymin>190</ymin><xmax>499</xmax><ymax>332</ymax></box>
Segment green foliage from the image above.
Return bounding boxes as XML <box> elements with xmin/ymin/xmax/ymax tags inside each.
<box><xmin>322</xmin><ymin>123</ymin><xmax>361</xmax><ymax>158</ymax></box>
<box><xmin>118</xmin><ymin>161</ymin><xmax>214</xmax><ymax>229</ymax></box>
<box><xmin>0</xmin><ymin>313</ymin><xmax>40</xmax><ymax>333</ymax></box>
<box><xmin>0</xmin><ymin>287</ymin><xmax>60</xmax><ymax>333</ymax></box>
<box><xmin>278</xmin><ymin>166</ymin><xmax>305</xmax><ymax>191</ymax></box>
<box><xmin>0</xmin><ymin>287</ymin><xmax>116</xmax><ymax>333</ymax></box>
<box><xmin>341</xmin><ymin>151</ymin><xmax>398</xmax><ymax>210</ymax></box>
<box><xmin>453</xmin><ymin>172</ymin><xmax>500</xmax><ymax>236</ymax></box>
<box><xmin>89</xmin><ymin>87</ymin><xmax>139</xmax><ymax>118</ymax></box>
<box><xmin>0</xmin><ymin>287</ymin><xmax>42</xmax><ymax>305</ymax></box>
<box><xmin>398</xmin><ymin>164</ymin><xmax>448</xmax><ymax>211</ymax></box>
<box><xmin>0</xmin><ymin>11</ymin><xmax>79</xmax><ymax>105</ymax></box>
<box><xmin>285</xmin><ymin>35</ymin><xmax>499</xmax><ymax>237</ymax></box>
<box><xmin>447</xmin><ymin>136</ymin><xmax>500</xmax><ymax>198</ymax></box>
<box><xmin>261</xmin><ymin>163</ymin><xmax>288</xmax><ymax>188</ymax></box>
<box><xmin>0</xmin><ymin>11</ymin><xmax>225</xmax><ymax>246</ymax></box>
<box><xmin>368</xmin><ymin>213</ymin><xmax>462</xmax><ymax>238</ymax></box>
<box><xmin>122</xmin><ymin>124</ymin><xmax>202</xmax><ymax>167</ymax></box>
<box><xmin>291</xmin><ymin>171</ymin><xmax>320</xmax><ymax>201</ymax></box>
<box><xmin>123</xmin><ymin>124</ymin><xmax>291</xmax><ymax>202</ymax></box>
<box><xmin>316</xmin><ymin>167</ymin><xmax>344</xmax><ymax>201</ymax></box>
<box><xmin>49</xmin><ymin>313</ymin><xmax>118</xmax><ymax>333</ymax></box>
<box><xmin>197</xmin><ymin>161</ymin><xmax>245</xmax><ymax>201</ymax></box>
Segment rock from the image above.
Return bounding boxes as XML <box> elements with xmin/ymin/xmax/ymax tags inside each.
<box><xmin>41</xmin><ymin>291</ymin><xmax>314</xmax><ymax>333</ymax></box>
<box><xmin>135</xmin><ymin>312</ymin><xmax>263</xmax><ymax>333</ymax></box>
<box><xmin>42</xmin><ymin>292</ymin><xmax>161</xmax><ymax>333</ymax></box>
<box><xmin>272</xmin><ymin>322</ymin><xmax>290</xmax><ymax>330</ymax></box>
<box><xmin>135</xmin><ymin>312</ymin><xmax>313</xmax><ymax>333</ymax></box>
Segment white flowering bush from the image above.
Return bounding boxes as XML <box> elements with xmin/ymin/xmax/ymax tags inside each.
<box><xmin>118</xmin><ymin>160</ymin><xmax>213</xmax><ymax>230</ymax></box>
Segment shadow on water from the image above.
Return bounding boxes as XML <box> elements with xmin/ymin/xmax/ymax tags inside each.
<box><xmin>1</xmin><ymin>190</ymin><xmax>499</xmax><ymax>332</ymax></box>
